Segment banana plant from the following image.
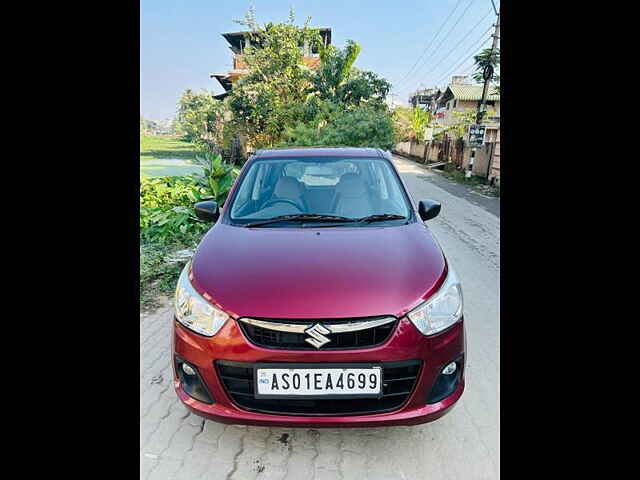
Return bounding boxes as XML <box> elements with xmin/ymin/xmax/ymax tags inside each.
<box><xmin>411</xmin><ymin>107</ymin><xmax>431</xmax><ymax>143</ymax></box>
<box><xmin>194</xmin><ymin>152</ymin><xmax>237</xmax><ymax>205</ymax></box>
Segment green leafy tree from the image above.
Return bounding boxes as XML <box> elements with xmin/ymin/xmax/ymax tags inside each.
<box><xmin>391</xmin><ymin>106</ymin><xmax>414</xmax><ymax>142</ymax></box>
<box><xmin>309</xmin><ymin>41</ymin><xmax>390</xmax><ymax>114</ymax></box>
<box><xmin>313</xmin><ymin>40</ymin><xmax>361</xmax><ymax>100</ymax></box>
<box><xmin>337</xmin><ymin>69</ymin><xmax>391</xmax><ymax>108</ymax></box>
<box><xmin>228</xmin><ymin>11</ymin><xmax>322</xmax><ymax>149</ymax></box>
<box><xmin>157</xmin><ymin>117</ymin><xmax>177</xmax><ymax>136</ymax></box>
<box><xmin>229</xmin><ymin>9</ymin><xmax>394</xmax><ymax>150</ymax></box>
<box><xmin>449</xmin><ymin>109</ymin><xmax>477</xmax><ymax>138</ymax></box>
<box><xmin>176</xmin><ymin>89</ymin><xmax>226</xmax><ymax>152</ymax></box>
<box><xmin>140</xmin><ymin>117</ymin><xmax>160</xmax><ymax>135</ymax></box>
<box><xmin>445</xmin><ymin>107</ymin><xmax>496</xmax><ymax>139</ymax></box>
<box><xmin>410</xmin><ymin>107</ymin><xmax>431</xmax><ymax>143</ymax></box>
<box><xmin>391</xmin><ymin>106</ymin><xmax>432</xmax><ymax>143</ymax></box>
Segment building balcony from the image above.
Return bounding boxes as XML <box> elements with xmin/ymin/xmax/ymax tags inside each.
<box><xmin>233</xmin><ymin>53</ymin><xmax>320</xmax><ymax>70</ymax></box>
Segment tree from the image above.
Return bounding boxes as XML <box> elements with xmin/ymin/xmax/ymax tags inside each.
<box><xmin>449</xmin><ymin>109</ymin><xmax>477</xmax><ymax>138</ymax></box>
<box><xmin>157</xmin><ymin>117</ymin><xmax>177</xmax><ymax>135</ymax></box>
<box><xmin>472</xmin><ymin>47</ymin><xmax>500</xmax><ymax>91</ymax></box>
<box><xmin>391</xmin><ymin>106</ymin><xmax>432</xmax><ymax>143</ymax></box>
<box><xmin>229</xmin><ymin>9</ymin><xmax>394</xmax><ymax>151</ymax></box>
<box><xmin>176</xmin><ymin>89</ymin><xmax>226</xmax><ymax>152</ymax></box>
<box><xmin>410</xmin><ymin>107</ymin><xmax>431</xmax><ymax>143</ymax></box>
<box><xmin>313</xmin><ymin>40</ymin><xmax>361</xmax><ymax>101</ymax></box>
<box><xmin>309</xmin><ymin>41</ymin><xmax>390</xmax><ymax>113</ymax></box>
<box><xmin>228</xmin><ymin>10</ymin><xmax>322</xmax><ymax>149</ymax></box>
<box><xmin>140</xmin><ymin>117</ymin><xmax>160</xmax><ymax>135</ymax></box>
<box><xmin>445</xmin><ymin>107</ymin><xmax>496</xmax><ymax>139</ymax></box>
<box><xmin>338</xmin><ymin>69</ymin><xmax>390</xmax><ymax>108</ymax></box>
<box><xmin>176</xmin><ymin>89</ymin><xmax>225</xmax><ymax>152</ymax></box>
<box><xmin>391</xmin><ymin>105</ymin><xmax>414</xmax><ymax>143</ymax></box>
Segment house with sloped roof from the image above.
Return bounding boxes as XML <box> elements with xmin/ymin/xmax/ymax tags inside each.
<box><xmin>435</xmin><ymin>75</ymin><xmax>500</xmax><ymax>142</ymax></box>
<box><xmin>428</xmin><ymin>76</ymin><xmax>501</xmax><ymax>179</ymax></box>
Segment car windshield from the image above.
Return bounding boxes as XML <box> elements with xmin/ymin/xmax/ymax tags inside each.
<box><xmin>228</xmin><ymin>157</ymin><xmax>412</xmax><ymax>225</ymax></box>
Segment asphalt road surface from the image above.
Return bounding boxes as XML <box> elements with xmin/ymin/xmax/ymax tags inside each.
<box><xmin>140</xmin><ymin>154</ymin><xmax>500</xmax><ymax>479</ymax></box>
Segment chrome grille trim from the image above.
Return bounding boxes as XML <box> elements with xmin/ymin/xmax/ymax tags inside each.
<box><xmin>237</xmin><ymin>316</ymin><xmax>397</xmax><ymax>334</ymax></box>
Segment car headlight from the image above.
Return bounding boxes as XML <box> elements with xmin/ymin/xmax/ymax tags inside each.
<box><xmin>407</xmin><ymin>266</ymin><xmax>463</xmax><ymax>336</ymax></box>
<box><xmin>174</xmin><ymin>261</ymin><xmax>229</xmax><ymax>337</ymax></box>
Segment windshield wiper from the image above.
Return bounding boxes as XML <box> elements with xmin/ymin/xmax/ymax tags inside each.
<box><xmin>356</xmin><ymin>214</ymin><xmax>408</xmax><ymax>223</ymax></box>
<box><xmin>244</xmin><ymin>214</ymin><xmax>356</xmax><ymax>228</ymax></box>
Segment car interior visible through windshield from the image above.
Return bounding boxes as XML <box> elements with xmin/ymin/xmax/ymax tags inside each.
<box><xmin>228</xmin><ymin>157</ymin><xmax>411</xmax><ymax>224</ymax></box>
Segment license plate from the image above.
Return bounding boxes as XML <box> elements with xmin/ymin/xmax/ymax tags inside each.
<box><xmin>254</xmin><ymin>364</ymin><xmax>382</xmax><ymax>399</ymax></box>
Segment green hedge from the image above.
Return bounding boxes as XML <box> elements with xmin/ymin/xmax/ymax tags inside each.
<box><xmin>140</xmin><ymin>175</ymin><xmax>212</xmax><ymax>244</ymax></box>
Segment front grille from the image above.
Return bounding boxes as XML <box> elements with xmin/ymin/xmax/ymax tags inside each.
<box><xmin>216</xmin><ymin>360</ymin><xmax>421</xmax><ymax>416</ymax></box>
<box><xmin>237</xmin><ymin>316</ymin><xmax>398</xmax><ymax>350</ymax></box>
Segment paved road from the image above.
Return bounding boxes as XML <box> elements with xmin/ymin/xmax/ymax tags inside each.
<box><xmin>409</xmin><ymin>164</ymin><xmax>500</xmax><ymax>218</ymax></box>
<box><xmin>140</xmin><ymin>154</ymin><xmax>500</xmax><ymax>479</ymax></box>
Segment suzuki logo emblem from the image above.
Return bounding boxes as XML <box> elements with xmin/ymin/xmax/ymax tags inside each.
<box><xmin>304</xmin><ymin>323</ymin><xmax>332</xmax><ymax>349</ymax></box>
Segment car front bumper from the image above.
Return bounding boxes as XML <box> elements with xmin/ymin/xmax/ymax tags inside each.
<box><xmin>172</xmin><ymin>315</ymin><xmax>465</xmax><ymax>428</ymax></box>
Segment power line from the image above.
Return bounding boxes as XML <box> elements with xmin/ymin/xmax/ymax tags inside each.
<box><xmin>435</xmin><ymin>36</ymin><xmax>491</xmax><ymax>86</ymax></box>
<box><xmin>429</xmin><ymin>2</ymin><xmax>499</xmax><ymax>88</ymax></box>
<box><xmin>461</xmin><ymin>62</ymin><xmax>479</xmax><ymax>76</ymax></box>
<box><xmin>416</xmin><ymin>9</ymin><xmax>493</xmax><ymax>86</ymax></box>
<box><xmin>396</xmin><ymin>1</ymin><xmax>500</xmax><ymax>100</ymax></box>
<box><xmin>396</xmin><ymin>0</ymin><xmax>475</xmax><ymax>89</ymax></box>
<box><xmin>397</xmin><ymin>0</ymin><xmax>477</xmax><ymax>88</ymax></box>
<box><xmin>401</xmin><ymin>30</ymin><xmax>490</xmax><ymax>98</ymax></box>
<box><xmin>433</xmin><ymin>32</ymin><xmax>493</xmax><ymax>86</ymax></box>
<box><xmin>434</xmin><ymin>27</ymin><xmax>492</xmax><ymax>84</ymax></box>
<box><xmin>394</xmin><ymin>0</ymin><xmax>465</xmax><ymax>86</ymax></box>
<box><xmin>446</xmin><ymin>3</ymin><xmax>499</xmax><ymax>84</ymax></box>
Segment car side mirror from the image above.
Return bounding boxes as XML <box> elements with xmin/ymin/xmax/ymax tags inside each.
<box><xmin>418</xmin><ymin>199</ymin><xmax>441</xmax><ymax>221</ymax></box>
<box><xmin>195</xmin><ymin>200</ymin><xmax>219</xmax><ymax>222</ymax></box>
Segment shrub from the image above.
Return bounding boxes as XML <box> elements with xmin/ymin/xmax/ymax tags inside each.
<box><xmin>192</xmin><ymin>152</ymin><xmax>237</xmax><ymax>205</ymax></box>
<box><xmin>140</xmin><ymin>153</ymin><xmax>238</xmax><ymax>244</ymax></box>
<box><xmin>140</xmin><ymin>176</ymin><xmax>211</xmax><ymax>244</ymax></box>
<box><xmin>283</xmin><ymin>104</ymin><xmax>396</xmax><ymax>151</ymax></box>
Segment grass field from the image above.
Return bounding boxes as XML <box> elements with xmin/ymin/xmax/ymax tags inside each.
<box><xmin>140</xmin><ymin>135</ymin><xmax>204</xmax><ymax>177</ymax></box>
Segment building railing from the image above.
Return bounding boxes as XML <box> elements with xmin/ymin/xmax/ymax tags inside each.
<box><xmin>233</xmin><ymin>53</ymin><xmax>320</xmax><ymax>71</ymax></box>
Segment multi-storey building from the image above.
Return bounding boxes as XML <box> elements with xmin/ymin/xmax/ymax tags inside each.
<box><xmin>210</xmin><ymin>28</ymin><xmax>332</xmax><ymax>100</ymax></box>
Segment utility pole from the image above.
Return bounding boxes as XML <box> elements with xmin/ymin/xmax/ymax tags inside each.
<box><xmin>477</xmin><ymin>9</ymin><xmax>500</xmax><ymax>124</ymax></box>
<box><xmin>467</xmin><ymin>7</ymin><xmax>500</xmax><ymax>178</ymax></box>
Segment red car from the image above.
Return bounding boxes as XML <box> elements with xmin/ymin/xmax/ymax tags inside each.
<box><xmin>173</xmin><ymin>147</ymin><xmax>465</xmax><ymax>427</ymax></box>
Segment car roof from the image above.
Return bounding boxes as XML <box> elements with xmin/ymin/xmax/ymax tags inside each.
<box><xmin>253</xmin><ymin>147</ymin><xmax>387</xmax><ymax>159</ymax></box>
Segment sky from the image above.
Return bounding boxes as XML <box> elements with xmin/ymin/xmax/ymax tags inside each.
<box><xmin>140</xmin><ymin>0</ymin><xmax>498</xmax><ymax>120</ymax></box>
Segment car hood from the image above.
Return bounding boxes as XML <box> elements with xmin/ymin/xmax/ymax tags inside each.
<box><xmin>190</xmin><ymin>222</ymin><xmax>446</xmax><ymax>319</ymax></box>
